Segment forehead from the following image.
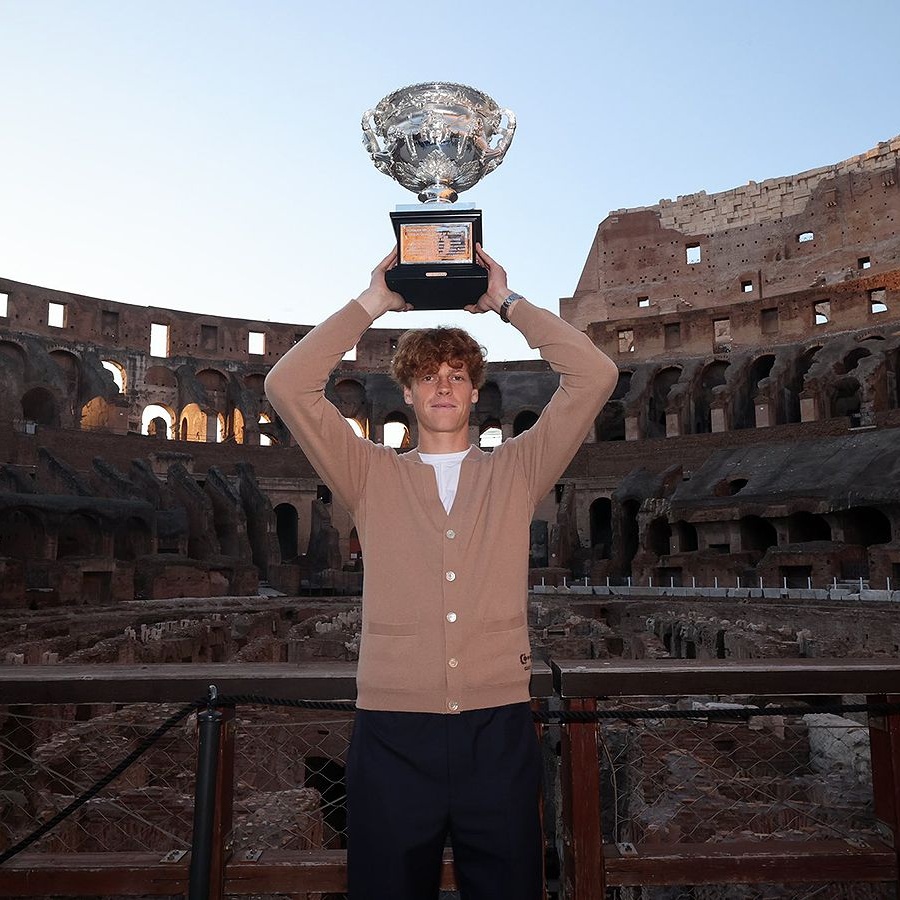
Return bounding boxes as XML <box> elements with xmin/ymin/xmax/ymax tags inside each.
<box><xmin>417</xmin><ymin>361</ymin><xmax>470</xmax><ymax>377</ymax></box>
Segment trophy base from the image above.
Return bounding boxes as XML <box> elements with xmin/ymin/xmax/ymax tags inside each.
<box><xmin>386</xmin><ymin>206</ymin><xmax>487</xmax><ymax>310</ymax></box>
<box><xmin>386</xmin><ymin>265</ymin><xmax>488</xmax><ymax>310</ymax></box>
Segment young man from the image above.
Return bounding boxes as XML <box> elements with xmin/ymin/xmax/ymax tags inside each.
<box><xmin>264</xmin><ymin>246</ymin><xmax>618</xmax><ymax>900</ymax></box>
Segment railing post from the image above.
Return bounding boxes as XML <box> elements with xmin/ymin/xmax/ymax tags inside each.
<box><xmin>209</xmin><ymin>704</ymin><xmax>235</xmax><ymax>896</ymax></box>
<box><xmin>560</xmin><ymin>697</ymin><xmax>604</xmax><ymax>900</ymax></box>
<box><xmin>869</xmin><ymin>692</ymin><xmax>900</xmax><ymax>900</ymax></box>
<box><xmin>189</xmin><ymin>687</ymin><xmax>224</xmax><ymax>900</ymax></box>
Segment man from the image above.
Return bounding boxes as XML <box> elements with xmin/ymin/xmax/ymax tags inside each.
<box><xmin>264</xmin><ymin>245</ymin><xmax>618</xmax><ymax>900</ymax></box>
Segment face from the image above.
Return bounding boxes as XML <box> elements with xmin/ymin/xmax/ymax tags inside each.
<box><xmin>403</xmin><ymin>362</ymin><xmax>479</xmax><ymax>447</ymax></box>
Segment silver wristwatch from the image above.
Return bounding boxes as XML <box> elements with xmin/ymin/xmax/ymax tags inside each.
<box><xmin>499</xmin><ymin>292</ymin><xmax>524</xmax><ymax>323</ymax></box>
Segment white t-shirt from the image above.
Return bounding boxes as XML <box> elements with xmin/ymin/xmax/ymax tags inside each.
<box><xmin>418</xmin><ymin>449</ymin><xmax>469</xmax><ymax>514</ymax></box>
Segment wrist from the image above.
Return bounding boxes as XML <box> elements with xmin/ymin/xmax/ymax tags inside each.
<box><xmin>498</xmin><ymin>291</ymin><xmax>524</xmax><ymax>322</ymax></box>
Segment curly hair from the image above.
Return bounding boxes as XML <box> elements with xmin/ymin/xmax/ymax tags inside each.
<box><xmin>390</xmin><ymin>327</ymin><xmax>486</xmax><ymax>388</ymax></box>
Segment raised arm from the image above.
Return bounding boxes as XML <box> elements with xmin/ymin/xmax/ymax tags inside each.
<box><xmin>471</xmin><ymin>245</ymin><xmax>619</xmax><ymax>503</ymax></box>
<box><xmin>264</xmin><ymin>251</ymin><xmax>410</xmax><ymax>511</ymax></box>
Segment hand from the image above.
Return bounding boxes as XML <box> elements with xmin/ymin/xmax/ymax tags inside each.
<box><xmin>465</xmin><ymin>244</ymin><xmax>513</xmax><ymax>315</ymax></box>
<box><xmin>355</xmin><ymin>249</ymin><xmax>413</xmax><ymax>318</ymax></box>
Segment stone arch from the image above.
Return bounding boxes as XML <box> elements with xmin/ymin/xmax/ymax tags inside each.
<box><xmin>589</xmin><ymin>497</ymin><xmax>612</xmax><ymax>558</ymax></box>
<box><xmin>786</xmin><ymin>511</ymin><xmax>831</xmax><ymax>543</ymax></box>
<box><xmin>621</xmin><ymin>499</ymin><xmax>640</xmax><ymax>575</ymax></box>
<box><xmin>674</xmin><ymin>520</ymin><xmax>698</xmax><ymax>552</ymax></box>
<box><xmin>384</xmin><ymin>411</ymin><xmax>412</xmax><ymax>449</ymax></box>
<box><xmin>479</xmin><ymin>417</ymin><xmax>502</xmax><ymax>448</ymax></box>
<box><xmin>180</xmin><ymin>402</ymin><xmax>208</xmax><ymax>442</ymax></box>
<box><xmin>735</xmin><ymin>354</ymin><xmax>776</xmax><ymax>429</ymax></box>
<box><xmin>647</xmin><ymin>517</ymin><xmax>672</xmax><ymax>557</ymax></box>
<box><xmin>595</xmin><ymin>371</ymin><xmax>631</xmax><ymax>441</ymax></box>
<box><xmin>114</xmin><ymin>517</ymin><xmax>152</xmax><ymax>560</ymax></box>
<box><xmin>274</xmin><ymin>503</ymin><xmax>299</xmax><ymax>562</ymax></box>
<box><xmin>244</xmin><ymin>373</ymin><xmax>266</xmax><ymax>395</ymax></box>
<box><xmin>0</xmin><ymin>508</ymin><xmax>45</xmax><ymax>559</ymax></box>
<box><xmin>49</xmin><ymin>349</ymin><xmax>80</xmax><ymax>392</ymax></box>
<box><xmin>101</xmin><ymin>359</ymin><xmax>126</xmax><ymax>394</ymax></box>
<box><xmin>80</xmin><ymin>395</ymin><xmax>116</xmax><ymax>431</ymax></box>
<box><xmin>785</xmin><ymin>345</ymin><xmax>822</xmax><ymax>424</ymax></box>
<box><xmin>57</xmin><ymin>512</ymin><xmax>102</xmax><ymax>558</ymax></box>
<box><xmin>475</xmin><ymin>382</ymin><xmax>501</xmax><ymax>418</ymax></box>
<box><xmin>145</xmin><ymin>366</ymin><xmax>177</xmax><ymax>388</ymax></box>
<box><xmin>513</xmin><ymin>410</ymin><xmax>539</xmax><ymax>436</ymax></box>
<box><xmin>842</xmin><ymin>507</ymin><xmax>891</xmax><ymax>546</ymax></box>
<box><xmin>334</xmin><ymin>379</ymin><xmax>366</xmax><ymax>417</ymax></box>
<box><xmin>838</xmin><ymin>347</ymin><xmax>872</xmax><ymax>374</ymax></box>
<box><xmin>740</xmin><ymin>515</ymin><xmax>778</xmax><ymax>554</ymax></box>
<box><xmin>647</xmin><ymin>367</ymin><xmax>682</xmax><ymax>438</ymax></box>
<box><xmin>21</xmin><ymin>387</ymin><xmax>59</xmax><ymax>427</ymax></box>
<box><xmin>830</xmin><ymin>377</ymin><xmax>861</xmax><ymax>423</ymax></box>
<box><xmin>141</xmin><ymin>403</ymin><xmax>175</xmax><ymax>439</ymax></box>
<box><xmin>197</xmin><ymin>367</ymin><xmax>228</xmax><ymax>394</ymax></box>
<box><xmin>693</xmin><ymin>361</ymin><xmax>729</xmax><ymax>434</ymax></box>
<box><xmin>0</xmin><ymin>340</ymin><xmax>27</xmax><ymax>377</ymax></box>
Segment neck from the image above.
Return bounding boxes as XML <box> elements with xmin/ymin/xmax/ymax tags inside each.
<box><xmin>417</xmin><ymin>433</ymin><xmax>470</xmax><ymax>454</ymax></box>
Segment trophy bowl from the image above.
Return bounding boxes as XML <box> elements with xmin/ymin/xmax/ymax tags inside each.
<box><xmin>362</xmin><ymin>82</ymin><xmax>516</xmax><ymax>203</ymax></box>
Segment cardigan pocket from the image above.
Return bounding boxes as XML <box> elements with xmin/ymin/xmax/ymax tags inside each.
<box><xmin>483</xmin><ymin>612</ymin><xmax>527</xmax><ymax>633</ymax></box>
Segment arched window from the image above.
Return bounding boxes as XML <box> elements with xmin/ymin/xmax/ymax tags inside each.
<box><xmin>141</xmin><ymin>404</ymin><xmax>175</xmax><ymax>439</ymax></box>
<box><xmin>101</xmin><ymin>360</ymin><xmax>126</xmax><ymax>393</ymax></box>
<box><xmin>384</xmin><ymin>412</ymin><xmax>411</xmax><ymax>449</ymax></box>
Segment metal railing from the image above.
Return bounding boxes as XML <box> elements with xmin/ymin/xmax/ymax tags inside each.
<box><xmin>1</xmin><ymin>660</ymin><xmax>899</xmax><ymax>899</ymax></box>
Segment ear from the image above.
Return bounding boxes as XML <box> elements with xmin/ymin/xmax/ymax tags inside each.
<box><xmin>470</xmin><ymin>388</ymin><xmax>479</xmax><ymax>404</ymax></box>
<box><xmin>403</xmin><ymin>386</ymin><xmax>413</xmax><ymax>405</ymax></box>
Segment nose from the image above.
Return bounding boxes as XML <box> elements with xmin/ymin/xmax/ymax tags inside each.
<box><xmin>436</xmin><ymin>375</ymin><xmax>451</xmax><ymax>393</ymax></box>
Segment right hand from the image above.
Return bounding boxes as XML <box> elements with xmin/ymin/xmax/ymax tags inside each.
<box><xmin>355</xmin><ymin>249</ymin><xmax>412</xmax><ymax>318</ymax></box>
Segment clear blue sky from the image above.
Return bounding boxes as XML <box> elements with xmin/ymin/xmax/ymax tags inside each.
<box><xmin>2</xmin><ymin>1</ymin><xmax>899</xmax><ymax>359</ymax></box>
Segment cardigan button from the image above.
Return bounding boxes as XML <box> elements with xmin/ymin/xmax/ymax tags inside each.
<box><xmin>448</xmin><ymin>700</ymin><xmax>459</xmax><ymax>712</ymax></box>
<box><xmin>446</xmin><ymin>611</ymin><xmax>457</xmax><ymax>623</ymax></box>
<box><xmin>448</xmin><ymin>657</ymin><xmax>459</xmax><ymax>668</ymax></box>
<box><xmin>446</xmin><ymin>529</ymin><xmax>456</xmax><ymax>539</ymax></box>
<box><xmin>445</xmin><ymin>571</ymin><xmax>456</xmax><ymax>582</ymax></box>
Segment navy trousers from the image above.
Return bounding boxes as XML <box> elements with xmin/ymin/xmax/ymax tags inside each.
<box><xmin>345</xmin><ymin>702</ymin><xmax>543</xmax><ymax>900</ymax></box>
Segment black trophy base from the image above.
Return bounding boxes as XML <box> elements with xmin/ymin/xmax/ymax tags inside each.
<box><xmin>386</xmin><ymin>264</ymin><xmax>488</xmax><ymax>310</ymax></box>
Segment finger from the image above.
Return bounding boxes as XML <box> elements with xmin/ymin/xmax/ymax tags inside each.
<box><xmin>375</xmin><ymin>247</ymin><xmax>399</xmax><ymax>272</ymax></box>
<box><xmin>476</xmin><ymin>243</ymin><xmax>496</xmax><ymax>266</ymax></box>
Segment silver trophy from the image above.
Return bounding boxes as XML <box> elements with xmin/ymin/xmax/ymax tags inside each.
<box><xmin>362</xmin><ymin>82</ymin><xmax>516</xmax><ymax>309</ymax></box>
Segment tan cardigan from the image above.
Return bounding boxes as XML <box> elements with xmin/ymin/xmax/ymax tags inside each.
<box><xmin>265</xmin><ymin>298</ymin><xmax>616</xmax><ymax>713</ymax></box>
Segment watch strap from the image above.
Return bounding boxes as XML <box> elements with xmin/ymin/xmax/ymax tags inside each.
<box><xmin>499</xmin><ymin>292</ymin><xmax>524</xmax><ymax>323</ymax></box>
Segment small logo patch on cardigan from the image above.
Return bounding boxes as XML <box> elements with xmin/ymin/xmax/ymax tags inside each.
<box><xmin>519</xmin><ymin>652</ymin><xmax>532</xmax><ymax>670</ymax></box>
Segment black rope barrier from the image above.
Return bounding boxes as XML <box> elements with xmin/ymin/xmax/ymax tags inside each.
<box><xmin>3</xmin><ymin>691</ymin><xmax>900</xmax><ymax>867</ymax></box>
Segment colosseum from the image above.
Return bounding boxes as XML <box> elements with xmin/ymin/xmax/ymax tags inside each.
<box><xmin>2</xmin><ymin>135</ymin><xmax>900</xmax><ymax>617</ymax></box>
<box><xmin>4</xmin><ymin>135</ymin><xmax>900</xmax><ymax>900</ymax></box>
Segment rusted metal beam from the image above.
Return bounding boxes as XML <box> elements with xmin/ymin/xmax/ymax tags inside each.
<box><xmin>553</xmin><ymin>658</ymin><xmax>900</xmax><ymax>699</ymax></box>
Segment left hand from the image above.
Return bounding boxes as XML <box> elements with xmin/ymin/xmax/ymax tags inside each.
<box><xmin>465</xmin><ymin>244</ymin><xmax>513</xmax><ymax>315</ymax></box>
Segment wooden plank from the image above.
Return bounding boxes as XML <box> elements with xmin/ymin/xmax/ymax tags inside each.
<box><xmin>0</xmin><ymin>853</ymin><xmax>189</xmax><ymax>896</ymax></box>
<box><xmin>603</xmin><ymin>840</ymin><xmax>897</xmax><ymax>886</ymax></box>
<box><xmin>0</xmin><ymin>662</ymin><xmax>359</xmax><ymax>704</ymax></box>
<box><xmin>553</xmin><ymin>658</ymin><xmax>900</xmax><ymax>699</ymax></box>
<box><xmin>221</xmin><ymin>849</ymin><xmax>459</xmax><ymax>893</ymax></box>
<box><xmin>0</xmin><ymin>660</ymin><xmax>553</xmax><ymax>704</ymax></box>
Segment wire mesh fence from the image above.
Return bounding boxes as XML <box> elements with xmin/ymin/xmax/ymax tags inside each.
<box><xmin>0</xmin><ymin>702</ymin><xmax>196</xmax><ymax>854</ymax></box>
<box><xmin>596</xmin><ymin>702</ymin><xmax>881</xmax><ymax>849</ymax></box>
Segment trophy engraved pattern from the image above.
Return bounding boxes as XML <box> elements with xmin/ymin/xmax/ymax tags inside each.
<box><xmin>362</xmin><ymin>82</ymin><xmax>516</xmax><ymax>203</ymax></box>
